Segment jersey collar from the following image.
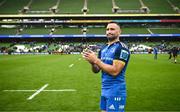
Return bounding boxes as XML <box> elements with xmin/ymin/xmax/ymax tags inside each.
<box><xmin>107</xmin><ymin>41</ymin><xmax>120</xmax><ymax>48</ymax></box>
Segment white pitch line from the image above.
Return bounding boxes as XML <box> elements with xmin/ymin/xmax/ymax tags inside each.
<box><xmin>3</xmin><ymin>90</ymin><xmax>36</xmax><ymax>92</ymax></box>
<box><xmin>150</xmin><ymin>28</ymin><xmax>179</xmax><ymax>29</ymax></box>
<box><xmin>68</xmin><ymin>58</ymin><xmax>82</xmax><ymax>68</ymax></box>
<box><xmin>43</xmin><ymin>89</ymin><xmax>76</xmax><ymax>92</ymax></box>
<box><xmin>27</xmin><ymin>84</ymin><xmax>48</xmax><ymax>100</ymax></box>
<box><xmin>69</xmin><ymin>64</ymin><xmax>74</xmax><ymax>68</ymax></box>
<box><xmin>3</xmin><ymin>89</ymin><xmax>77</xmax><ymax>92</ymax></box>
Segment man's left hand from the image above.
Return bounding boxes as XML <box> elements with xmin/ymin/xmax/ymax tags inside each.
<box><xmin>82</xmin><ymin>50</ymin><xmax>99</xmax><ymax>64</ymax></box>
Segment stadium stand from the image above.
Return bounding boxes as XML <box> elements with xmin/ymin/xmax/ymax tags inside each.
<box><xmin>21</xmin><ymin>28</ymin><xmax>51</xmax><ymax>35</ymax></box>
<box><xmin>0</xmin><ymin>0</ymin><xmax>179</xmax><ymax>55</ymax></box>
<box><xmin>26</xmin><ymin>0</ymin><xmax>57</xmax><ymax>14</ymax></box>
<box><xmin>86</xmin><ymin>27</ymin><xmax>105</xmax><ymax>34</ymax></box>
<box><xmin>0</xmin><ymin>0</ymin><xmax>179</xmax><ymax>14</ymax></box>
<box><xmin>143</xmin><ymin>0</ymin><xmax>177</xmax><ymax>14</ymax></box>
<box><xmin>58</xmin><ymin>0</ymin><xmax>84</xmax><ymax>14</ymax></box>
<box><xmin>114</xmin><ymin>0</ymin><xmax>148</xmax><ymax>13</ymax></box>
<box><xmin>53</xmin><ymin>27</ymin><xmax>82</xmax><ymax>35</ymax></box>
<box><xmin>88</xmin><ymin>0</ymin><xmax>113</xmax><ymax>14</ymax></box>
<box><xmin>167</xmin><ymin>0</ymin><xmax>180</xmax><ymax>13</ymax></box>
<box><xmin>149</xmin><ymin>28</ymin><xmax>180</xmax><ymax>34</ymax></box>
<box><xmin>1</xmin><ymin>26</ymin><xmax>179</xmax><ymax>35</ymax></box>
<box><xmin>0</xmin><ymin>27</ymin><xmax>16</xmax><ymax>35</ymax></box>
<box><xmin>116</xmin><ymin>0</ymin><xmax>141</xmax><ymax>10</ymax></box>
<box><xmin>0</xmin><ymin>0</ymin><xmax>28</xmax><ymax>14</ymax></box>
<box><xmin>82</xmin><ymin>0</ymin><xmax>88</xmax><ymax>14</ymax></box>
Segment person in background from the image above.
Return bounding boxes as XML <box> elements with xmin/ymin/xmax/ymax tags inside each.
<box><xmin>153</xmin><ymin>47</ymin><xmax>158</xmax><ymax>60</ymax></box>
<box><xmin>172</xmin><ymin>47</ymin><xmax>179</xmax><ymax>63</ymax></box>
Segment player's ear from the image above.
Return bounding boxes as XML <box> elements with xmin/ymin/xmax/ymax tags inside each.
<box><xmin>117</xmin><ymin>29</ymin><xmax>121</xmax><ymax>36</ymax></box>
<box><xmin>119</xmin><ymin>27</ymin><xmax>122</xmax><ymax>34</ymax></box>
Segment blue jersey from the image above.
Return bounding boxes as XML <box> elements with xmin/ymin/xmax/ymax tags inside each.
<box><xmin>153</xmin><ymin>47</ymin><xmax>158</xmax><ymax>54</ymax></box>
<box><xmin>98</xmin><ymin>41</ymin><xmax>130</xmax><ymax>97</ymax></box>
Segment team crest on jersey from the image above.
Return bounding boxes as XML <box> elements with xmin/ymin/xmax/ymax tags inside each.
<box><xmin>120</xmin><ymin>50</ymin><xmax>129</xmax><ymax>61</ymax></box>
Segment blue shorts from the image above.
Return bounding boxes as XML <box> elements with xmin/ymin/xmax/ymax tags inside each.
<box><xmin>100</xmin><ymin>96</ymin><xmax>126</xmax><ymax>112</ymax></box>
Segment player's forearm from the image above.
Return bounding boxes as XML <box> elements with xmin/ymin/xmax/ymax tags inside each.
<box><xmin>94</xmin><ymin>59</ymin><xmax>119</xmax><ymax>76</ymax></box>
<box><xmin>91</xmin><ymin>63</ymin><xmax>100</xmax><ymax>73</ymax></box>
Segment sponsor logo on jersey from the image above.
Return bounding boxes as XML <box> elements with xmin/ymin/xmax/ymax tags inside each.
<box><xmin>109</xmin><ymin>104</ymin><xmax>115</xmax><ymax>110</ymax></box>
<box><xmin>101</xmin><ymin>57</ymin><xmax>113</xmax><ymax>61</ymax></box>
<box><xmin>119</xmin><ymin>105</ymin><xmax>124</xmax><ymax>110</ymax></box>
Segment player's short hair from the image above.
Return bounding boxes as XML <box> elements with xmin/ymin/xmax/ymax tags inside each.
<box><xmin>107</xmin><ymin>21</ymin><xmax>121</xmax><ymax>28</ymax></box>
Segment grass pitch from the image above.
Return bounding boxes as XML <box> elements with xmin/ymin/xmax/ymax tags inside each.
<box><xmin>0</xmin><ymin>54</ymin><xmax>180</xmax><ymax>111</ymax></box>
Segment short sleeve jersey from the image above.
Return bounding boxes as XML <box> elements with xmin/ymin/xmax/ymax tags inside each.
<box><xmin>98</xmin><ymin>41</ymin><xmax>130</xmax><ymax>97</ymax></box>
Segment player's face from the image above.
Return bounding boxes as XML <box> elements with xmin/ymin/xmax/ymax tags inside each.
<box><xmin>106</xmin><ymin>23</ymin><xmax>121</xmax><ymax>41</ymax></box>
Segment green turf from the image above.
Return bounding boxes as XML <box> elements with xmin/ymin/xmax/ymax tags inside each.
<box><xmin>126</xmin><ymin>54</ymin><xmax>180</xmax><ymax>111</ymax></box>
<box><xmin>0</xmin><ymin>54</ymin><xmax>180</xmax><ymax>111</ymax></box>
